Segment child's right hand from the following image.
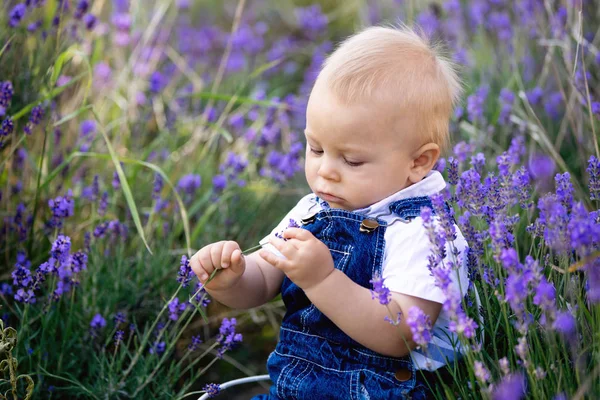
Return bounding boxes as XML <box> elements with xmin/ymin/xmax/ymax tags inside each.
<box><xmin>190</xmin><ymin>241</ymin><xmax>246</xmax><ymax>291</ymax></box>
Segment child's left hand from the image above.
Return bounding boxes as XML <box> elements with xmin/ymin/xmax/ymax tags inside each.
<box><xmin>259</xmin><ymin>227</ymin><xmax>334</xmax><ymax>291</ymax></box>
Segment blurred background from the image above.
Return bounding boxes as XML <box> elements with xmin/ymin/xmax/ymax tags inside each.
<box><xmin>1</xmin><ymin>0</ymin><xmax>599</xmax><ymax>399</ymax></box>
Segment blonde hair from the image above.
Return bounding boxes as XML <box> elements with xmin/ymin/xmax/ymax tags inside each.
<box><xmin>316</xmin><ymin>25</ymin><xmax>462</xmax><ymax>152</ymax></box>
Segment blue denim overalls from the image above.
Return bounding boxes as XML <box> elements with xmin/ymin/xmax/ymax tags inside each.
<box><xmin>253</xmin><ymin>196</ymin><xmax>439</xmax><ymax>400</ymax></box>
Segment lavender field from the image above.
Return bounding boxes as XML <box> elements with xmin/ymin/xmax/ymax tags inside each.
<box><xmin>0</xmin><ymin>0</ymin><xmax>599</xmax><ymax>399</ymax></box>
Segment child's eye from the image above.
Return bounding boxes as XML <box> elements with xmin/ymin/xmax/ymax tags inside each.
<box><xmin>310</xmin><ymin>148</ymin><xmax>323</xmax><ymax>155</ymax></box>
<box><xmin>344</xmin><ymin>159</ymin><xmax>364</xmax><ymax>167</ymax></box>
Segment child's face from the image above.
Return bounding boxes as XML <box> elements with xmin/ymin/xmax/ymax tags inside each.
<box><xmin>304</xmin><ymin>80</ymin><xmax>418</xmax><ymax>211</ymax></box>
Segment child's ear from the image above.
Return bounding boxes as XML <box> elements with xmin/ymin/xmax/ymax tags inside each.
<box><xmin>408</xmin><ymin>143</ymin><xmax>440</xmax><ymax>184</ymax></box>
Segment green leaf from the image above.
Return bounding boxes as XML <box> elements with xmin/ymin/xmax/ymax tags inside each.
<box><xmin>40</xmin><ymin>150</ymin><xmax>193</xmax><ymax>256</ymax></box>
<box><xmin>92</xmin><ymin>110</ymin><xmax>153</xmax><ymax>255</ymax></box>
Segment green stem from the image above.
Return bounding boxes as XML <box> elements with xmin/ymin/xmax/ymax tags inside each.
<box><xmin>27</xmin><ymin>125</ymin><xmax>50</xmax><ymax>256</ymax></box>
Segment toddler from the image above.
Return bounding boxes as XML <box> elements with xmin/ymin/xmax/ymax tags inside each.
<box><xmin>191</xmin><ymin>25</ymin><xmax>470</xmax><ymax>399</ymax></box>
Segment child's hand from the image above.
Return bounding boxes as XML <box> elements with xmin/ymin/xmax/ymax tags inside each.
<box><xmin>259</xmin><ymin>228</ymin><xmax>334</xmax><ymax>291</ymax></box>
<box><xmin>190</xmin><ymin>241</ymin><xmax>246</xmax><ymax>291</ymax></box>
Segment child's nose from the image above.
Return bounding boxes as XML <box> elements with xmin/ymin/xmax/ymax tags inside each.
<box><xmin>317</xmin><ymin>156</ymin><xmax>340</xmax><ymax>181</ymax></box>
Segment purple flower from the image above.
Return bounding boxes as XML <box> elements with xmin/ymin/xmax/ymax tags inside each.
<box><xmin>168</xmin><ymin>298</ymin><xmax>187</xmax><ymax>321</ymax></box>
<box><xmin>152</xmin><ymin>174</ymin><xmax>163</xmax><ymax>201</ymax></box>
<box><xmin>453</xmin><ymin>142</ymin><xmax>474</xmax><ymax>163</ymax></box>
<box><xmin>149</xmin><ymin>341</ymin><xmax>166</xmax><ymax>355</ymax></box>
<box><xmin>369</xmin><ymin>274</ymin><xmax>391</xmax><ymax>306</ymax></box>
<box><xmin>553</xmin><ymin>311</ymin><xmax>576</xmax><ymax>339</ymax></box>
<box><xmin>406</xmin><ymin>306</ymin><xmax>432</xmax><ymax>347</ymax></box>
<box><xmin>295</xmin><ymin>5</ymin><xmax>328</xmax><ymax>38</ymax></box>
<box><xmin>94</xmin><ymin>62</ymin><xmax>112</xmax><ymax>87</ymax></box>
<box><xmin>83</xmin><ymin>13</ymin><xmax>97</xmax><ymax>30</ymax></box>
<box><xmin>588</xmin><ymin>155</ymin><xmax>600</xmax><ymax>200</ymax></box>
<box><xmin>212</xmin><ymin>175</ymin><xmax>227</xmax><ymax>192</ymax></box>
<box><xmin>98</xmin><ymin>191</ymin><xmax>108</xmax><ymax>216</ymax></box>
<box><xmin>194</xmin><ymin>282</ymin><xmax>211</xmax><ymax>307</ymax></box>
<box><xmin>474</xmin><ymin>361</ymin><xmax>490</xmax><ymax>383</ymax></box>
<box><xmin>447</xmin><ymin>157</ymin><xmax>459</xmax><ymax>185</ymax></box>
<box><xmin>73</xmin><ymin>0</ymin><xmax>89</xmax><ymax>19</ymax></box>
<box><xmin>24</xmin><ymin>105</ymin><xmax>44</xmax><ymax>135</ymax></box>
<box><xmin>149</xmin><ymin>71</ymin><xmax>167</xmax><ymax>93</ymax></box>
<box><xmin>48</xmin><ymin>190</ymin><xmax>75</xmax><ymax>229</ymax></box>
<box><xmin>533</xmin><ymin>277</ymin><xmax>556</xmax><ymax>312</ymax></box>
<box><xmin>467</xmin><ymin>85</ymin><xmax>489</xmax><ymax>123</ymax></box>
<box><xmin>202</xmin><ymin>383</ymin><xmax>221</xmax><ymax>398</ymax></box>
<box><xmin>112</xmin><ymin>171</ymin><xmax>121</xmax><ymax>190</ymax></box>
<box><xmin>498</xmin><ymin>88</ymin><xmax>515</xmax><ymax>125</ymax></box>
<box><xmin>1</xmin><ymin>117</ymin><xmax>14</xmax><ymax>146</ymax></box>
<box><xmin>9</xmin><ymin>4</ymin><xmax>27</xmax><ymax>28</ymax></box>
<box><xmin>177</xmin><ymin>174</ymin><xmax>201</xmax><ymax>196</ymax></box>
<box><xmin>216</xmin><ymin>318</ymin><xmax>243</xmax><ymax>358</ymax></box>
<box><xmin>80</xmin><ymin>120</ymin><xmax>96</xmax><ymax>136</ymax></box>
<box><xmin>526</xmin><ymin>87</ymin><xmax>544</xmax><ymax>106</ymax></box>
<box><xmin>114</xmin><ymin>312</ymin><xmax>127</xmax><ymax>325</ymax></box>
<box><xmin>492</xmin><ymin>373</ymin><xmax>526</xmax><ymax>400</ymax></box>
<box><xmin>528</xmin><ymin>154</ymin><xmax>555</xmax><ymax>181</ymax></box>
<box><xmin>0</xmin><ymin>81</ymin><xmax>14</xmax><ymax>109</ymax></box>
<box><xmin>90</xmin><ymin>313</ymin><xmax>107</xmax><ymax>330</ymax></box>
<box><xmin>188</xmin><ymin>335</ymin><xmax>202</xmax><ymax>351</ymax></box>
<box><xmin>177</xmin><ymin>255</ymin><xmax>193</xmax><ymax>287</ymax></box>
<box><xmin>114</xmin><ymin>330</ymin><xmax>124</xmax><ymax>346</ymax></box>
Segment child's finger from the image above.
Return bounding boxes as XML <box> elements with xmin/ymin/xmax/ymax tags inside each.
<box><xmin>282</xmin><ymin>227</ymin><xmax>313</xmax><ymax>241</ymax></box>
<box><xmin>270</xmin><ymin>236</ymin><xmax>298</xmax><ymax>256</ymax></box>
<box><xmin>230</xmin><ymin>249</ymin><xmax>245</xmax><ymax>273</ymax></box>
<box><xmin>220</xmin><ymin>241</ymin><xmax>239</xmax><ymax>268</ymax></box>
<box><xmin>209</xmin><ymin>243</ymin><xmax>223</xmax><ymax>271</ymax></box>
<box><xmin>259</xmin><ymin>249</ymin><xmax>288</xmax><ymax>270</ymax></box>
<box><xmin>192</xmin><ymin>248</ymin><xmax>213</xmax><ymax>281</ymax></box>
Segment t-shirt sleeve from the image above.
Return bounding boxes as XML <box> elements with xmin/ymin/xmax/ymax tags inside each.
<box><xmin>381</xmin><ymin>217</ymin><xmax>470</xmax><ymax>304</ymax></box>
<box><xmin>259</xmin><ymin>194</ymin><xmax>315</xmax><ymax>257</ymax></box>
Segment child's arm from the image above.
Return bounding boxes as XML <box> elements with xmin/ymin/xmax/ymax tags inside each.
<box><xmin>259</xmin><ymin>228</ymin><xmax>442</xmax><ymax>357</ymax></box>
<box><xmin>304</xmin><ymin>271</ymin><xmax>442</xmax><ymax>357</ymax></box>
<box><xmin>190</xmin><ymin>241</ymin><xmax>285</xmax><ymax>309</ymax></box>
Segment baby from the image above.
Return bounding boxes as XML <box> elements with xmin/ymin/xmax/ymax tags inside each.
<box><xmin>191</xmin><ymin>25</ymin><xmax>470</xmax><ymax>399</ymax></box>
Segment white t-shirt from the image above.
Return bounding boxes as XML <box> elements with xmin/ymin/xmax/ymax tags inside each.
<box><xmin>261</xmin><ymin>171</ymin><xmax>470</xmax><ymax>370</ymax></box>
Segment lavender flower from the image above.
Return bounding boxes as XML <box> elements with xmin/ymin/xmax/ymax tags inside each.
<box><xmin>467</xmin><ymin>85</ymin><xmax>489</xmax><ymax>123</ymax></box>
<box><xmin>149</xmin><ymin>341</ymin><xmax>166</xmax><ymax>355</ymax></box>
<box><xmin>90</xmin><ymin>313</ymin><xmax>107</xmax><ymax>330</ymax></box>
<box><xmin>369</xmin><ymin>274</ymin><xmax>391</xmax><ymax>306</ymax></box>
<box><xmin>216</xmin><ymin>318</ymin><xmax>243</xmax><ymax>358</ymax></box>
<box><xmin>212</xmin><ymin>175</ymin><xmax>227</xmax><ymax>192</ymax></box>
<box><xmin>177</xmin><ymin>255</ymin><xmax>193</xmax><ymax>287</ymax></box>
<box><xmin>168</xmin><ymin>298</ymin><xmax>187</xmax><ymax>321</ymax></box>
<box><xmin>152</xmin><ymin>174</ymin><xmax>163</xmax><ymax>201</ymax></box>
<box><xmin>202</xmin><ymin>383</ymin><xmax>221</xmax><ymax>398</ymax></box>
<box><xmin>98</xmin><ymin>191</ymin><xmax>108</xmax><ymax>216</ymax></box>
<box><xmin>48</xmin><ymin>189</ymin><xmax>75</xmax><ymax>229</ymax></box>
<box><xmin>114</xmin><ymin>330</ymin><xmax>124</xmax><ymax>346</ymax></box>
<box><xmin>588</xmin><ymin>155</ymin><xmax>600</xmax><ymax>200</ymax></box>
<box><xmin>188</xmin><ymin>335</ymin><xmax>202</xmax><ymax>351</ymax></box>
<box><xmin>492</xmin><ymin>373</ymin><xmax>526</xmax><ymax>400</ymax></box>
<box><xmin>83</xmin><ymin>13</ymin><xmax>97</xmax><ymax>30</ymax></box>
<box><xmin>177</xmin><ymin>174</ymin><xmax>202</xmax><ymax>197</ymax></box>
<box><xmin>74</xmin><ymin>0</ymin><xmax>89</xmax><ymax>19</ymax></box>
<box><xmin>9</xmin><ymin>4</ymin><xmax>27</xmax><ymax>28</ymax></box>
<box><xmin>109</xmin><ymin>312</ymin><xmax>126</xmax><ymax>327</ymax></box>
<box><xmin>406</xmin><ymin>306</ymin><xmax>432</xmax><ymax>347</ymax></box>
<box><xmin>295</xmin><ymin>5</ymin><xmax>328</xmax><ymax>39</ymax></box>
<box><xmin>474</xmin><ymin>360</ymin><xmax>490</xmax><ymax>383</ymax></box>
<box><xmin>498</xmin><ymin>88</ymin><xmax>515</xmax><ymax>125</ymax></box>
<box><xmin>194</xmin><ymin>282</ymin><xmax>211</xmax><ymax>307</ymax></box>
<box><xmin>23</xmin><ymin>105</ymin><xmax>44</xmax><ymax>135</ymax></box>
<box><xmin>0</xmin><ymin>81</ymin><xmax>14</xmax><ymax>109</ymax></box>
<box><xmin>1</xmin><ymin>117</ymin><xmax>14</xmax><ymax>146</ymax></box>
<box><xmin>553</xmin><ymin>311</ymin><xmax>576</xmax><ymax>340</ymax></box>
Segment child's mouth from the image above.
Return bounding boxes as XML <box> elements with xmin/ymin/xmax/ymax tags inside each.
<box><xmin>318</xmin><ymin>192</ymin><xmax>344</xmax><ymax>203</ymax></box>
